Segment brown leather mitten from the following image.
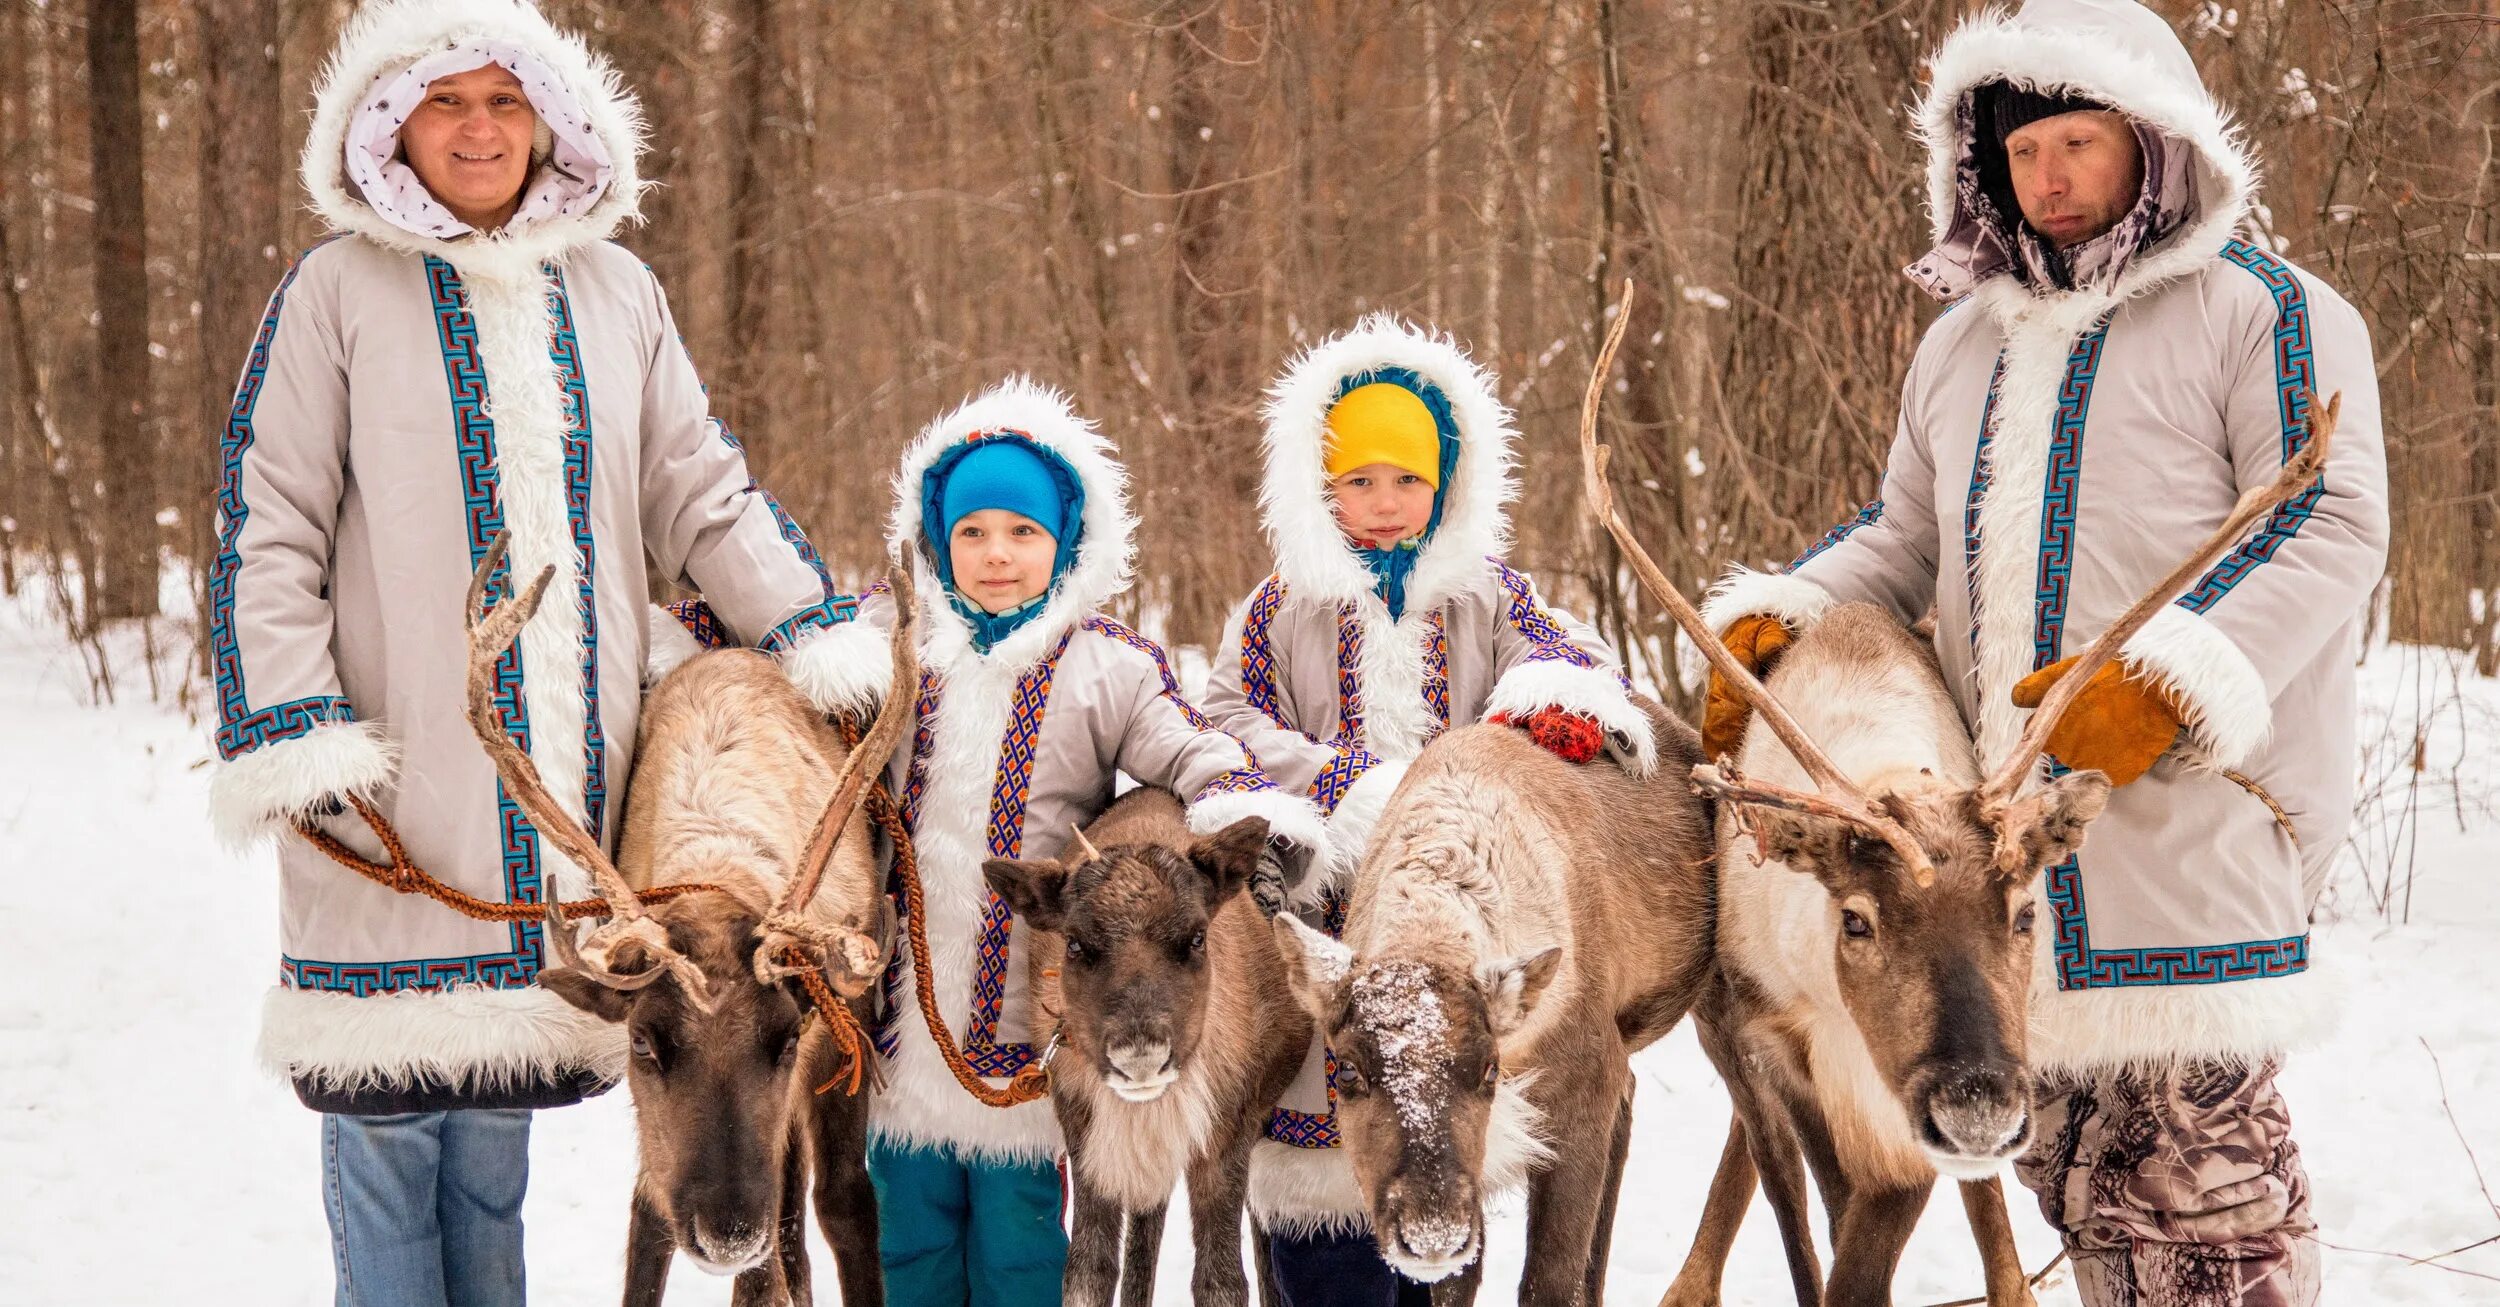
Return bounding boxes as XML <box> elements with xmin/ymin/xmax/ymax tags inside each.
<box><xmin>1701</xmin><ymin>614</ymin><xmax>1794</xmax><ymax>762</ymax></box>
<box><xmin>2010</xmin><ymin>657</ymin><xmax>2186</xmax><ymax>787</ymax></box>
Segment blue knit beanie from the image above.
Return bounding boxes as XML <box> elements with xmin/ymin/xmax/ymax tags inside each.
<box><xmin>938</xmin><ymin>439</ymin><xmax>1069</xmax><ymax>542</ymax></box>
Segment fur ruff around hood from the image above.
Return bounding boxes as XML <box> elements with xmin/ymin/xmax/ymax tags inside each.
<box><xmin>301</xmin><ymin>0</ymin><xmax>647</xmax><ymax>284</ymax></box>
<box><xmin>1260</xmin><ymin>315</ymin><xmax>1516</xmax><ymax>619</ymax></box>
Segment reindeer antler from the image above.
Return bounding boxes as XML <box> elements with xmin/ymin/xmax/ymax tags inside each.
<box><xmin>756</xmin><ymin>565</ymin><xmax>922</xmax><ymax>1000</ymax></box>
<box><xmin>465</xmin><ymin>531</ymin><xmax>710</xmax><ymax>1006</ymax></box>
<box><xmin>1577</xmin><ymin>280</ymin><xmax>1940</xmax><ymax>885</ymax></box>
<box><xmin>1977</xmin><ymin>392</ymin><xmax>2340</xmax><ymax>863</ymax></box>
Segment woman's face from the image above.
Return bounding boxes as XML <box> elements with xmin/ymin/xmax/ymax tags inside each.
<box><xmin>948</xmin><ymin>510</ymin><xmax>1059</xmax><ymax>614</ymax></box>
<box><xmin>401</xmin><ymin>63</ymin><xmax>537</xmax><ymax>231</ymax></box>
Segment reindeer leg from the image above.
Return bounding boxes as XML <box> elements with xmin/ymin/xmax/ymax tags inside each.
<box><xmin>728</xmin><ymin>1260</ymin><xmax>780</xmax><ymax>1307</ymax></box>
<box><xmin>624</xmin><ymin>1191</ymin><xmax>674</xmax><ymax>1307</ymax></box>
<box><xmin>1118</xmin><ymin>1201</ymin><xmax>1168</xmax><ymax>1307</ymax></box>
<box><xmin>1658</xmin><ymin>1113</ymin><xmax>1755</xmax><ymax>1307</ymax></box>
<box><xmin>1822</xmin><ymin>1179</ymin><xmax>1932</xmax><ymax>1307</ymax></box>
<box><xmin>1517</xmin><ymin>1065</ymin><xmax>1626</xmax><ymax>1307</ymax></box>
<box><xmin>774</xmin><ymin>1117</ymin><xmax>812</xmax><ymax>1307</ymax></box>
<box><xmin>1958</xmin><ymin>1177</ymin><xmax>2037</xmax><ymax>1307</ymax></box>
<box><xmin>1431</xmin><ymin>1247</ymin><xmax>1488</xmax><ymax>1306</ymax></box>
<box><xmin>1184</xmin><ymin>1130</ymin><xmax>1257</xmax><ymax>1307</ymax></box>
<box><xmin>809</xmin><ymin>1061</ymin><xmax>885</xmax><ymax>1307</ymax></box>
<box><xmin>1583</xmin><ymin>1085</ymin><xmax>1635</xmax><ymax>1307</ymax></box>
<box><xmin>1751</xmin><ymin>1104</ymin><xmax>1826</xmax><ymax>1307</ymax></box>
<box><xmin>1063</xmin><ymin>1157</ymin><xmax>1125</xmax><ymax>1307</ymax></box>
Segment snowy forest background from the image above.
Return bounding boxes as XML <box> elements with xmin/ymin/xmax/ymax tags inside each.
<box><xmin>2</xmin><ymin>2</ymin><xmax>2498</xmax><ymax>1301</ymax></box>
<box><xmin>3</xmin><ymin>0</ymin><xmax>2497</xmax><ymax>706</ymax></box>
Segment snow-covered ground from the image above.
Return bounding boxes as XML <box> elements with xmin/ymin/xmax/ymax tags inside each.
<box><xmin>2</xmin><ymin>584</ymin><xmax>2493</xmax><ymax>1305</ymax></box>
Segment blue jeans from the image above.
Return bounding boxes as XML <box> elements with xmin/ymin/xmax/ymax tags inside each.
<box><xmin>322</xmin><ymin>1110</ymin><xmax>530</xmax><ymax>1307</ymax></box>
<box><xmin>867</xmin><ymin>1138</ymin><xmax>1067</xmax><ymax>1306</ymax></box>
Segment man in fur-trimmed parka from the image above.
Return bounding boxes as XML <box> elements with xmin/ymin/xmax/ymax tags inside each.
<box><xmin>1700</xmin><ymin>4</ymin><xmax>2386</xmax><ymax>1303</ymax></box>
<box><xmin>207</xmin><ymin>1</ymin><xmax>859</xmax><ymax>1296</ymax></box>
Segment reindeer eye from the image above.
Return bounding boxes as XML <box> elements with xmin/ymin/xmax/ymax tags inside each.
<box><xmin>1333</xmin><ymin>1063</ymin><xmax>1367</xmax><ymax>1098</ymax></box>
<box><xmin>779</xmin><ymin>1033</ymin><xmax>801</xmax><ymax>1065</ymax></box>
<box><xmin>1188</xmin><ymin>930</ymin><xmax>1206</xmax><ymax>954</ymax></box>
<box><xmin>1480</xmin><ymin>1059</ymin><xmax>1499</xmax><ymax>1091</ymax></box>
<box><xmin>630</xmin><ymin>1031</ymin><xmax>657</xmax><ymax>1062</ymax></box>
<box><xmin>1065</xmin><ymin>938</ymin><xmax>1087</xmax><ymax>963</ymax></box>
<box><xmin>2015</xmin><ymin>904</ymin><xmax>2038</xmax><ymax>935</ymax></box>
<box><xmin>1840</xmin><ymin>909</ymin><xmax>1874</xmax><ymax>940</ymax></box>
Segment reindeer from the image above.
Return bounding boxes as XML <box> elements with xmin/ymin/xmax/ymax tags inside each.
<box><xmin>980</xmin><ymin>789</ymin><xmax>1308</xmax><ymax>1306</ymax></box>
<box><xmin>1268</xmin><ymin>698</ymin><xmax>1718</xmax><ymax>1305</ymax></box>
<box><xmin>1570</xmin><ymin>285</ymin><xmax>2339</xmax><ymax>1307</ymax></box>
<box><xmin>462</xmin><ymin>534</ymin><xmax>916</xmax><ymax>1307</ymax></box>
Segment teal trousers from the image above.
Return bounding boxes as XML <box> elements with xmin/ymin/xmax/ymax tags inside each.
<box><xmin>867</xmin><ymin>1138</ymin><xmax>1068</xmax><ymax>1306</ymax></box>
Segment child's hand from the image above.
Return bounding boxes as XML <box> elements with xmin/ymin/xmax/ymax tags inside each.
<box><xmin>1489</xmin><ymin>708</ymin><xmax>1608</xmax><ymax>765</ymax></box>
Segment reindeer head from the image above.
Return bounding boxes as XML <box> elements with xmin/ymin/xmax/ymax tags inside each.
<box><xmin>984</xmin><ymin>817</ymin><xmax>1270</xmax><ymax>1102</ymax></box>
<box><xmin>1273</xmin><ymin>914</ymin><xmax>1558</xmax><ymax>1282</ymax></box>
<box><xmin>1740</xmin><ymin>767</ymin><xmax>2108</xmax><ymax>1175</ymax></box>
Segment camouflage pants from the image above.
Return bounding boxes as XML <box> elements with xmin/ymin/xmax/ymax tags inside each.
<box><xmin>2014</xmin><ymin>1059</ymin><xmax>2319</xmax><ymax>1307</ymax></box>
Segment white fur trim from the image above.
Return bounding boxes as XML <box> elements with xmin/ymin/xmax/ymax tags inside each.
<box><xmin>776</xmin><ymin>616</ymin><xmax>893</xmax><ymax>718</ymax></box>
<box><xmin>866</xmin><ymin>649</ymin><xmax>1065</xmax><ymax>1165</ymax></box>
<box><xmin>886</xmin><ymin>376</ymin><xmax>1137</xmax><ymax>682</ymax></box>
<box><xmin>1351</xmin><ymin>606</ymin><xmax>1440</xmax><ymax>762</ymax></box>
<box><xmin>209</xmin><ymin>720</ymin><xmax>398</xmax><ymax>850</ymax></box>
<box><xmin>1185</xmin><ymin>788</ymin><xmax>1330</xmax><ymax>871</ymax></box>
<box><xmin>1249</xmin><ymin>1139</ymin><xmax>1368</xmax><ymax>1236</ymax></box>
<box><xmin>2121</xmin><ymin>604</ymin><xmax>2271</xmax><ymax>769</ymax></box>
<box><xmin>1483</xmin><ymin>660</ymin><xmax>1659</xmax><ymax>778</ymax></box>
<box><xmin>259</xmin><ymin>981</ymin><xmax>627</xmax><ymax>1094</ymax></box>
<box><xmin>1259</xmin><ymin>315</ymin><xmax>1513</xmax><ymax>614</ymax></box>
<box><xmin>300</xmin><ymin>0</ymin><xmax>648</xmax><ymax>284</ymax></box>
<box><xmin>1310</xmin><ymin>759</ymin><xmax>1408</xmax><ymax>909</ymax></box>
<box><xmin>1916</xmin><ymin>2</ymin><xmax>2259</xmax><ymax>324</ymax></box>
<box><xmin>2029</xmin><ymin>950</ymin><xmax>2339</xmax><ymax>1075</ymax></box>
<box><xmin>643</xmin><ymin>603</ymin><xmax>703</xmax><ymax>687</ymax></box>
<box><xmin>1699</xmin><ymin>566</ymin><xmax>1837</xmax><ymax>637</ymax></box>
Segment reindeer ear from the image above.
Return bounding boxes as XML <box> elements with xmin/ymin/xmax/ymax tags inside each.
<box><xmin>1271</xmin><ymin>913</ymin><xmax>1353</xmax><ymax>1025</ymax></box>
<box><xmin>1187</xmin><ymin>817</ymin><xmax>1270</xmax><ymax>905</ymax></box>
<box><xmin>1748</xmin><ymin>808</ymin><xmax>1859</xmax><ymax>889</ymax></box>
<box><xmin>2002</xmin><ymin>770</ymin><xmax>2113</xmax><ymax>877</ymax></box>
<box><xmin>541</xmin><ymin>967</ymin><xmax>634</xmax><ymax>1023</ymax></box>
<box><xmin>983</xmin><ymin>858</ymin><xmax>1070</xmax><ymax>931</ymax></box>
<box><xmin>1476</xmin><ymin>946</ymin><xmax>1563</xmax><ymax>1038</ymax></box>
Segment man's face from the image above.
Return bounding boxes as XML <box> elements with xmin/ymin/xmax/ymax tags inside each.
<box><xmin>401</xmin><ymin>63</ymin><xmax>537</xmax><ymax>231</ymax></box>
<box><xmin>2003</xmin><ymin>110</ymin><xmax>2144</xmax><ymax>249</ymax></box>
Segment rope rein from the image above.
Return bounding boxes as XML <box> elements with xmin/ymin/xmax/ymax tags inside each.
<box><xmin>293</xmin><ymin>792</ymin><xmax>875</xmax><ymax>1096</ymax></box>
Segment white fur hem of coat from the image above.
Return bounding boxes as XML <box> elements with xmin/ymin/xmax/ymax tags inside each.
<box><xmin>1700</xmin><ymin>566</ymin><xmax>1837</xmax><ymax>637</ymax></box>
<box><xmin>642</xmin><ymin>603</ymin><xmax>704</xmax><ymax>687</ymax></box>
<box><xmin>2122</xmin><ymin>604</ymin><xmax>2271</xmax><ymax>770</ymax></box>
<box><xmin>777</xmin><ymin>616</ymin><xmax>893</xmax><ymax>719</ymax></box>
<box><xmin>1185</xmin><ymin>788</ymin><xmax>1330</xmax><ymax>869</ymax></box>
<box><xmin>1246</xmin><ymin>1073</ymin><xmax>1551</xmax><ymax>1235</ymax></box>
<box><xmin>1308</xmin><ymin>759</ymin><xmax>1409</xmax><ymax>908</ymax></box>
<box><xmin>2028</xmin><ymin>957</ymin><xmax>2340</xmax><ymax>1076</ymax></box>
<box><xmin>259</xmin><ymin>982</ymin><xmax>627</xmax><ymax>1094</ymax></box>
<box><xmin>1484</xmin><ymin>660</ymin><xmax>1659</xmax><ymax>777</ymax></box>
<box><xmin>209</xmin><ymin>720</ymin><xmax>398</xmax><ymax>850</ymax></box>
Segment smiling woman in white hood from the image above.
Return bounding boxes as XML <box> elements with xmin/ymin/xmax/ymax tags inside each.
<box><xmin>208</xmin><ymin>2</ymin><xmax>864</xmax><ymax>1297</ymax></box>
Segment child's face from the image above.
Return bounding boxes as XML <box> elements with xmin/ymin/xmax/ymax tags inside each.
<box><xmin>948</xmin><ymin>509</ymin><xmax>1058</xmax><ymax>614</ymax></box>
<box><xmin>1328</xmin><ymin>463</ymin><xmax>1436</xmax><ymax>547</ymax></box>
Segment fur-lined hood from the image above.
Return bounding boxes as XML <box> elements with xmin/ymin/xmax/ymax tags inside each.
<box><xmin>301</xmin><ymin>0</ymin><xmax>646</xmax><ymax>282</ymax></box>
<box><xmin>1259</xmin><ymin>315</ymin><xmax>1516</xmax><ymax>618</ymax></box>
<box><xmin>1912</xmin><ymin>0</ymin><xmax>2257</xmax><ymax>314</ymax></box>
<box><xmin>886</xmin><ymin>377</ymin><xmax>1138</xmax><ymax>675</ymax></box>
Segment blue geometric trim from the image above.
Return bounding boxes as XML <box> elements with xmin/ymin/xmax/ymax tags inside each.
<box><xmin>1791</xmin><ymin>499</ymin><xmax>1884</xmax><ymax>570</ymax></box>
<box><xmin>547</xmin><ymin>265</ymin><xmax>606</xmax><ymax>840</ymax></box>
<box><xmin>217</xmin><ymin>695</ymin><xmax>357</xmax><ymax>760</ymax></box>
<box><xmin>2176</xmin><ymin>241</ymin><xmax>2326</xmax><ymax>615</ymax></box>
<box><xmin>420</xmin><ymin>255</ymin><xmax>545</xmax><ymax>989</ymax></box>
<box><xmin>1962</xmin><ymin>353</ymin><xmax>2009</xmax><ymax>668</ymax></box>
<box><xmin>757</xmin><ymin>596</ymin><xmax>861</xmax><ymax>653</ymax></box>
<box><xmin>211</xmin><ymin>240</ymin><xmax>342</xmax><ymax>760</ymax></box>
<box><xmin>281</xmin><ymin>951</ymin><xmax>538</xmax><ymax>997</ymax></box>
<box><xmin>1493</xmin><ymin>562</ymin><xmax>1603</xmax><ymax>674</ymax></box>
<box><xmin>2030</xmin><ymin>320</ymin><xmax>2110</xmax><ymax>671</ymax></box>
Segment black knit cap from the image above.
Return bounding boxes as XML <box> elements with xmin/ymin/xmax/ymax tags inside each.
<box><xmin>1970</xmin><ymin>79</ymin><xmax>2116</xmax><ymax>237</ymax></box>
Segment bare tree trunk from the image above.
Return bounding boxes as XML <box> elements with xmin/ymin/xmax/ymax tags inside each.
<box><xmin>89</xmin><ymin>0</ymin><xmax>156</xmax><ymax>618</ymax></box>
<box><xmin>198</xmin><ymin>0</ymin><xmax>283</xmax><ymax>663</ymax></box>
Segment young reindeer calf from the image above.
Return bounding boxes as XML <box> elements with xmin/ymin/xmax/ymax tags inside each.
<box><xmin>985</xmin><ymin>789</ymin><xmax>1310</xmax><ymax>1307</ymax></box>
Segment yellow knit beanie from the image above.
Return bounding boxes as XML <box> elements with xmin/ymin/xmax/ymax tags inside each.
<box><xmin>1322</xmin><ymin>383</ymin><xmax>1442</xmax><ymax>488</ymax></box>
